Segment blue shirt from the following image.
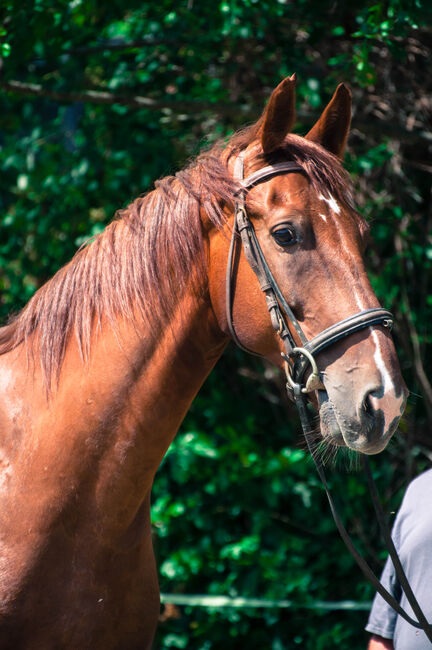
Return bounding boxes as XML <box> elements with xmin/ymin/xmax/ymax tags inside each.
<box><xmin>365</xmin><ymin>469</ymin><xmax>432</xmax><ymax>649</ymax></box>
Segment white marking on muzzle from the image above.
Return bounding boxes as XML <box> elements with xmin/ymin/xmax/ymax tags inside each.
<box><xmin>371</xmin><ymin>330</ymin><xmax>392</xmax><ymax>395</ymax></box>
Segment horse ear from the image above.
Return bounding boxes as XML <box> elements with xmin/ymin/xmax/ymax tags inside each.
<box><xmin>259</xmin><ymin>75</ymin><xmax>296</xmax><ymax>153</ymax></box>
<box><xmin>305</xmin><ymin>84</ymin><xmax>351</xmax><ymax>158</ymax></box>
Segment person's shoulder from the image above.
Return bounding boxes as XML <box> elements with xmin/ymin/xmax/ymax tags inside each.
<box><xmin>404</xmin><ymin>468</ymin><xmax>432</xmax><ymax>500</ymax></box>
<box><xmin>393</xmin><ymin>468</ymin><xmax>432</xmax><ymax>540</ymax></box>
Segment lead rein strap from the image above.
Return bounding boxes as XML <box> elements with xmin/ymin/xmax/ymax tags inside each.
<box><xmin>293</xmin><ymin>386</ymin><xmax>432</xmax><ymax>642</ymax></box>
<box><xmin>229</xmin><ymin>154</ymin><xmax>432</xmax><ymax>640</ymax></box>
<box><xmin>363</xmin><ymin>458</ymin><xmax>432</xmax><ymax>641</ymax></box>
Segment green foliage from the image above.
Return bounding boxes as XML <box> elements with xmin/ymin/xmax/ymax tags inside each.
<box><xmin>151</xmin><ymin>350</ymin><xmax>426</xmax><ymax>648</ymax></box>
<box><xmin>1</xmin><ymin>1</ymin><xmax>431</xmax><ymax>648</ymax></box>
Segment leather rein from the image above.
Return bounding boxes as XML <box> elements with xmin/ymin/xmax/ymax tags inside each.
<box><xmin>226</xmin><ymin>154</ymin><xmax>432</xmax><ymax>642</ymax></box>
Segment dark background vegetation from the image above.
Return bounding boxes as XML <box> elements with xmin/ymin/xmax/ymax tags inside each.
<box><xmin>1</xmin><ymin>1</ymin><xmax>431</xmax><ymax>648</ymax></box>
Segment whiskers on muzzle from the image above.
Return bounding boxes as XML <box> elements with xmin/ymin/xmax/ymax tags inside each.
<box><xmin>298</xmin><ymin>413</ymin><xmax>361</xmax><ymax>471</ymax></box>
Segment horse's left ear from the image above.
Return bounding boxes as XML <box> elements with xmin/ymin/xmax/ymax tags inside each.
<box><xmin>305</xmin><ymin>84</ymin><xmax>351</xmax><ymax>158</ymax></box>
<box><xmin>259</xmin><ymin>75</ymin><xmax>297</xmax><ymax>153</ymax></box>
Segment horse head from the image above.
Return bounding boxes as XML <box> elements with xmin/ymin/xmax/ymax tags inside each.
<box><xmin>208</xmin><ymin>75</ymin><xmax>407</xmax><ymax>454</ymax></box>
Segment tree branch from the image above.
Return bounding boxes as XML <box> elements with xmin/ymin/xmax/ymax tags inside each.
<box><xmin>62</xmin><ymin>38</ymin><xmax>183</xmax><ymax>55</ymax></box>
<box><xmin>1</xmin><ymin>80</ymin><xmax>431</xmax><ymax>144</ymax></box>
<box><xmin>394</xmin><ymin>228</ymin><xmax>432</xmax><ymax>422</ymax></box>
<box><xmin>0</xmin><ymin>80</ymin><xmax>237</xmax><ymax>114</ymax></box>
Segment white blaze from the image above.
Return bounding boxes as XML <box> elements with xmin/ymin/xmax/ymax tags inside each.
<box><xmin>318</xmin><ymin>193</ymin><xmax>341</xmax><ymax>215</ymax></box>
<box><xmin>339</xmin><ymin>249</ymin><xmax>393</xmax><ymax>398</ymax></box>
<box><xmin>371</xmin><ymin>330</ymin><xmax>393</xmax><ymax>396</ymax></box>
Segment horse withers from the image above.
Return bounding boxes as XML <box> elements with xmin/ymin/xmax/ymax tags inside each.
<box><xmin>0</xmin><ymin>76</ymin><xmax>406</xmax><ymax>648</ymax></box>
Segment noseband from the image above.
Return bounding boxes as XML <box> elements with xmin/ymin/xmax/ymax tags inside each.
<box><xmin>226</xmin><ymin>154</ymin><xmax>393</xmax><ymax>397</ymax></box>
<box><xmin>225</xmin><ymin>154</ymin><xmax>432</xmax><ymax>641</ymax></box>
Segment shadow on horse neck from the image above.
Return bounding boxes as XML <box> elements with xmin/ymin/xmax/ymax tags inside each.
<box><xmin>0</xmin><ymin>76</ymin><xmax>406</xmax><ymax>649</ymax></box>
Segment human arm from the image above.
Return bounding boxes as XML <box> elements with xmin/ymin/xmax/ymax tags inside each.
<box><xmin>365</xmin><ymin>555</ymin><xmax>401</xmax><ymax>644</ymax></box>
<box><xmin>367</xmin><ymin>634</ymin><xmax>394</xmax><ymax>650</ymax></box>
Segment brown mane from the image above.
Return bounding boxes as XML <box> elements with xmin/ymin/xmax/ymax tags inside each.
<box><xmin>0</xmin><ymin>130</ymin><xmax>353</xmax><ymax>386</ymax></box>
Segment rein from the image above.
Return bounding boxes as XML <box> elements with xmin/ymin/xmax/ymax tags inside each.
<box><xmin>226</xmin><ymin>154</ymin><xmax>432</xmax><ymax>642</ymax></box>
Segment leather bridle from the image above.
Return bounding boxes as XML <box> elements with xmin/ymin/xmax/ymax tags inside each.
<box><xmin>226</xmin><ymin>153</ymin><xmax>432</xmax><ymax>642</ymax></box>
<box><xmin>226</xmin><ymin>154</ymin><xmax>394</xmax><ymax>395</ymax></box>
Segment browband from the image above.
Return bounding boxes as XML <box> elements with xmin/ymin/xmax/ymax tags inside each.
<box><xmin>234</xmin><ymin>158</ymin><xmax>304</xmax><ymax>190</ymax></box>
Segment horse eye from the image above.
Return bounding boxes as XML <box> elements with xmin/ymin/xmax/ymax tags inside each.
<box><xmin>271</xmin><ymin>226</ymin><xmax>297</xmax><ymax>247</ymax></box>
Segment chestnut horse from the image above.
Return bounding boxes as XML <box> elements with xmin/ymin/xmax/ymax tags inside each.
<box><xmin>0</xmin><ymin>77</ymin><xmax>406</xmax><ymax>649</ymax></box>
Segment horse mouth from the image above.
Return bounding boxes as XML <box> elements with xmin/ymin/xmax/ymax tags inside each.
<box><xmin>318</xmin><ymin>397</ymin><xmax>346</xmax><ymax>447</ymax></box>
<box><xmin>318</xmin><ymin>394</ymin><xmax>394</xmax><ymax>454</ymax></box>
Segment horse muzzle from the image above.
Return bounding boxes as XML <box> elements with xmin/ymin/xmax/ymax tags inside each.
<box><xmin>318</xmin><ymin>381</ymin><xmax>407</xmax><ymax>454</ymax></box>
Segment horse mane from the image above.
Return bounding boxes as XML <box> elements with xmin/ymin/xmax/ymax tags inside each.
<box><xmin>0</xmin><ymin>127</ymin><xmax>353</xmax><ymax>386</ymax></box>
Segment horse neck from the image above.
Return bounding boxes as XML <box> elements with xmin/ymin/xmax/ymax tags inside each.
<box><xmin>0</xmin><ymin>265</ymin><xmax>231</xmax><ymax>606</ymax></box>
<box><xmin>48</xmin><ymin>288</ymin><xmax>228</xmax><ymax>492</ymax></box>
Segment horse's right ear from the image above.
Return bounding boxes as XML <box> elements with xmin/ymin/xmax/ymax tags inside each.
<box><xmin>305</xmin><ymin>84</ymin><xmax>352</xmax><ymax>158</ymax></box>
<box><xmin>259</xmin><ymin>75</ymin><xmax>296</xmax><ymax>154</ymax></box>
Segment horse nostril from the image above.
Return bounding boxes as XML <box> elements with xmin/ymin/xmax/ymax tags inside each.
<box><xmin>362</xmin><ymin>388</ymin><xmax>382</xmax><ymax>420</ymax></box>
<box><xmin>363</xmin><ymin>393</ymin><xmax>375</xmax><ymax>419</ymax></box>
